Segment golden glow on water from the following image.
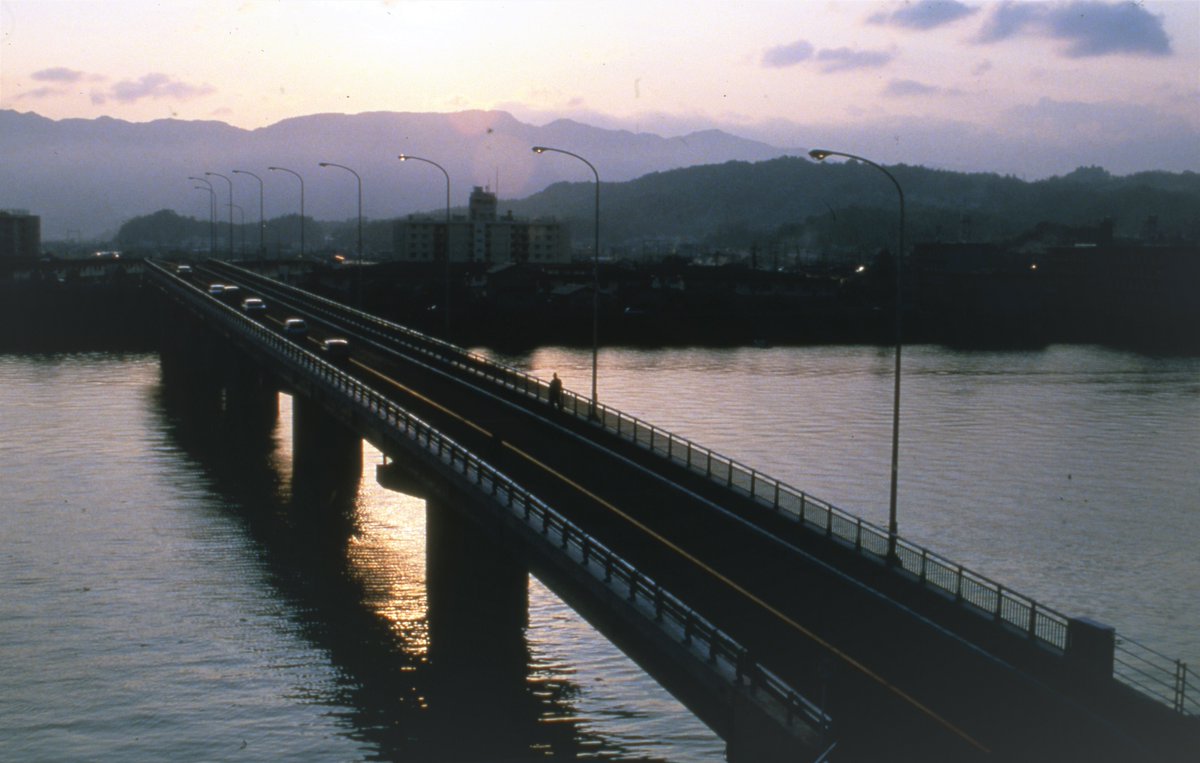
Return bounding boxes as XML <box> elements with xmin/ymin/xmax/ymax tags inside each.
<box><xmin>348</xmin><ymin>442</ymin><xmax>431</xmax><ymax>657</ymax></box>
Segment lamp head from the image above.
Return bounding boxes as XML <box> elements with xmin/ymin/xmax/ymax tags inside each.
<box><xmin>204</xmin><ymin>171</ymin><xmax>215</xmax><ymax>176</ymax></box>
<box><xmin>319</xmin><ymin>162</ymin><xmax>330</xmax><ymax>167</ymax></box>
<box><xmin>398</xmin><ymin>154</ymin><xmax>408</xmax><ymax>162</ymax></box>
<box><xmin>532</xmin><ymin>146</ymin><xmax>547</xmax><ymax>154</ymax></box>
<box><xmin>267</xmin><ymin>166</ymin><xmax>279</xmax><ymax>171</ymax></box>
<box><xmin>808</xmin><ymin>149</ymin><xmax>833</xmax><ymax>161</ymax></box>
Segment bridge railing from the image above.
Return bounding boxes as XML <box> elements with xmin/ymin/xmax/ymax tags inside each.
<box><xmin>202</xmin><ymin>261</ymin><xmax>1196</xmax><ymax>717</ymax></box>
<box><xmin>150</xmin><ymin>261</ymin><xmax>834</xmax><ymax>740</ymax></box>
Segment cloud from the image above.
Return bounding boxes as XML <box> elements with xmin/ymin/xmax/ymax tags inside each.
<box><xmin>762</xmin><ymin>40</ymin><xmax>815</xmax><ymax>68</ymax></box>
<box><xmin>816</xmin><ymin>47</ymin><xmax>894</xmax><ymax>72</ymax></box>
<box><xmin>17</xmin><ymin>86</ymin><xmax>64</xmax><ymax>100</ymax></box>
<box><xmin>977</xmin><ymin>1</ymin><xmax>1171</xmax><ymax>57</ymax></box>
<box><xmin>883</xmin><ymin>79</ymin><xmax>943</xmax><ymax>97</ymax></box>
<box><xmin>92</xmin><ymin>73</ymin><xmax>216</xmax><ymax>104</ymax></box>
<box><xmin>868</xmin><ymin>1</ymin><xmax>978</xmax><ymax>30</ymax></box>
<box><xmin>762</xmin><ymin>39</ymin><xmax>890</xmax><ymax>72</ymax></box>
<box><xmin>31</xmin><ymin>67</ymin><xmax>88</xmax><ymax>83</ymax></box>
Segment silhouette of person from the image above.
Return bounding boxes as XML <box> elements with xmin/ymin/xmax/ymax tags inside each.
<box><xmin>548</xmin><ymin>372</ymin><xmax>563</xmax><ymax>410</ymax></box>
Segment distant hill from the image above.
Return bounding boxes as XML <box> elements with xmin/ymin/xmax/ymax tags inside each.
<box><xmin>0</xmin><ymin>109</ymin><xmax>788</xmax><ymax>239</ymax></box>
<box><xmin>505</xmin><ymin>160</ymin><xmax>1200</xmax><ymax>252</ymax></box>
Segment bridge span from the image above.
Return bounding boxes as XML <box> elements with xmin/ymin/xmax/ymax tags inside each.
<box><xmin>149</xmin><ymin>259</ymin><xmax>1197</xmax><ymax>762</ymax></box>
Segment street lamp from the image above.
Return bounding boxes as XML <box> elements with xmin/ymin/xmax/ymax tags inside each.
<box><xmin>232</xmin><ymin>203</ymin><xmax>245</xmax><ymax>258</ymax></box>
<box><xmin>191</xmin><ymin>184</ymin><xmax>216</xmax><ymax>256</ymax></box>
<box><xmin>232</xmin><ymin>169</ymin><xmax>265</xmax><ymax>258</ymax></box>
<box><xmin>319</xmin><ymin>161</ymin><xmax>363</xmax><ymax>305</ymax></box>
<box><xmin>532</xmin><ymin>145</ymin><xmax>601</xmax><ymax>416</ymax></box>
<box><xmin>205</xmin><ymin>171</ymin><xmax>234</xmax><ymax>259</ymax></box>
<box><xmin>268</xmin><ymin>166</ymin><xmax>305</xmax><ymax>258</ymax></box>
<box><xmin>188</xmin><ymin>176</ymin><xmax>216</xmax><ymax>256</ymax></box>
<box><xmin>397</xmin><ymin>154</ymin><xmax>451</xmax><ymax>335</ymax></box>
<box><xmin>809</xmin><ymin>148</ymin><xmax>905</xmax><ymax>561</ymax></box>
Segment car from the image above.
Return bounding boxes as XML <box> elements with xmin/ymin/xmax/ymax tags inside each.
<box><xmin>176</xmin><ymin>264</ymin><xmax>192</xmax><ymax>275</ymax></box>
<box><xmin>282</xmin><ymin>318</ymin><xmax>308</xmax><ymax>337</ymax></box>
<box><xmin>218</xmin><ymin>285</ymin><xmax>240</xmax><ymax>302</ymax></box>
<box><xmin>321</xmin><ymin>338</ymin><xmax>351</xmax><ymax>363</ymax></box>
<box><xmin>207</xmin><ymin>283</ymin><xmax>225</xmax><ymax>295</ymax></box>
<box><xmin>241</xmin><ymin>297</ymin><xmax>267</xmax><ymax>313</ymax></box>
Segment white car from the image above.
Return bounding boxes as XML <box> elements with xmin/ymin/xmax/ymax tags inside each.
<box><xmin>282</xmin><ymin>318</ymin><xmax>308</xmax><ymax>337</ymax></box>
<box><xmin>241</xmin><ymin>297</ymin><xmax>267</xmax><ymax>313</ymax></box>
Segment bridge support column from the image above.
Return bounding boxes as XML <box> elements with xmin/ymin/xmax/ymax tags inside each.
<box><xmin>223</xmin><ymin>354</ymin><xmax>278</xmax><ymax>434</ymax></box>
<box><xmin>291</xmin><ymin>395</ymin><xmax>362</xmax><ymax>507</ymax></box>
<box><xmin>425</xmin><ymin>499</ymin><xmax>530</xmax><ymax>758</ymax></box>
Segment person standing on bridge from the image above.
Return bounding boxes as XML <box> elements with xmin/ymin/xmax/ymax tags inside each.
<box><xmin>548</xmin><ymin>373</ymin><xmax>564</xmax><ymax>411</ymax></box>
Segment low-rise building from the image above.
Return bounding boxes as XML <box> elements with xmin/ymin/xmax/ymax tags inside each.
<box><xmin>0</xmin><ymin>210</ymin><xmax>41</xmax><ymax>260</ymax></box>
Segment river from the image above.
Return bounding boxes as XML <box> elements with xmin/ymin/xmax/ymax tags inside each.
<box><xmin>1</xmin><ymin>344</ymin><xmax>1196</xmax><ymax>761</ymax></box>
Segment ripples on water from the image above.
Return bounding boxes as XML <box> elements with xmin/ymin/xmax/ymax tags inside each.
<box><xmin>0</xmin><ymin>353</ymin><xmax>722</xmax><ymax>762</ymax></box>
<box><xmin>1</xmin><ymin>345</ymin><xmax>1196</xmax><ymax>762</ymax></box>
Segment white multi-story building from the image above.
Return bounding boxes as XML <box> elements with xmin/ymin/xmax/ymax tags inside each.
<box><xmin>393</xmin><ymin>187</ymin><xmax>569</xmax><ymax>264</ymax></box>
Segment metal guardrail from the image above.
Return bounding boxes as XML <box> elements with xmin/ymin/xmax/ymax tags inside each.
<box><xmin>1115</xmin><ymin>635</ymin><xmax>1197</xmax><ymax>717</ymax></box>
<box><xmin>204</xmin><ymin>260</ymin><xmax>1196</xmax><ymax>717</ymax></box>
<box><xmin>150</xmin><ymin>261</ymin><xmax>834</xmax><ymax>740</ymax></box>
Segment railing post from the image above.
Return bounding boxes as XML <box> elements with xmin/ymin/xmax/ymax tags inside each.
<box><xmin>1175</xmin><ymin>661</ymin><xmax>1187</xmax><ymax>714</ymax></box>
<box><xmin>800</xmin><ymin>492</ymin><xmax>807</xmax><ymax>523</ymax></box>
<box><xmin>919</xmin><ymin>549</ymin><xmax>928</xmax><ymax>584</ymax></box>
<box><xmin>750</xmin><ymin>470</ymin><xmax>756</xmax><ymax>498</ymax></box>
<box><xmin>854</xmin><ymin>519</ymin><xmax>862</xmax><ymax>552</ymax></box>
<box><xmin>1028</xmin><ymin>601</ymin><xmax>1037</xmax><ymax>639</ymax></box>
<box><xmin>995</xmin><ymin>586</ymin><xmax>1004</xmax><ymax>621</ymax></box>
<box><xmin>686</xmin><ymin>441</ymin><xmax>692</xmax><ymax>469</ymax></box>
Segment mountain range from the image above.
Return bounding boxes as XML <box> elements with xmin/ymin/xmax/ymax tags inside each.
<box><xmin>0</xmin><ymin>109</ymin><xmax>791</xmax><ymax>239</ymax></box>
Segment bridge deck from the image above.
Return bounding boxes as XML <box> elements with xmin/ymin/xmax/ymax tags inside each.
<box><xmin>155</xmin><ymin>260</ymin><xmax>1198</xmax><ymax>762</ymax></box>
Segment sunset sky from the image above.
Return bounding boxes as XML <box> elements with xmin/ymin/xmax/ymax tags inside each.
<box><xmin>2</xmin><ymin>0</ymin><xmax>1198</xmax><ymax>175</ymax></box>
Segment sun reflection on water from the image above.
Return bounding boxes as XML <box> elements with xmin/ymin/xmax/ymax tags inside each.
<box><xmin>346</xmin><ymin>441</ymin><xmax>431</xmax><ymax>658</ymax></box>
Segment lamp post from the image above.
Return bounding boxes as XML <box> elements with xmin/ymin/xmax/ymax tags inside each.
<box><xmin>191</xmin><ymin>184</ymin><xmax>216</xmax><ymax>256</ymax></box>
<box><xmin>532</xmin><ymin>145</ymin><xmax>601</xmax><ymax>415</ymax></box>
<box><xmin>268</xmin><ymin>166</ymin><xmax>305</xmax><ymax>258</ymax></box>
<box><xmin>232</xmin><ymin>204</ymin><xmax>245</xmax><ymax>258</ymax></box>
<box><xmin>188</xmin><ymin>176</ymin><xmax>216</xmax><ymax>256</ymax></box>
<box><xmin>232</xmin><ymin>169</ymin><xmax>265</xmax><ymax>259</ymax></box>
<box><xmin>205</xmin><ymin>171</ymin><xmax>234</xmax><ymax>259</ymax></box>
<box><xmin>319</xmin><ymin>161</ymin><xmax>363</xmax><ymax>305</ymax></box>
<box><xmin>397</xmin><ymin>154</ymin><xmax>451</xmax><ymax>335</ymax></box>
<box><xmin>809</xmin><ymin>148</ymin><xmax>905</xmax><ymax>561</ymax></box>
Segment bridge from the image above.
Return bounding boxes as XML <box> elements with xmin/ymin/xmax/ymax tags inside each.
<box><xmin>148</xmin><ymin>259</ymin><xmax>1198</xmax><ymax>762</ymax></box>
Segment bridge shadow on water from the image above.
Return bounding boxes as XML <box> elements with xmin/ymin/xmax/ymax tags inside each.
<box><xmin>152</xmin><ymin>362</ymin><xmax>687</xmax><ymax>763</ymax></box>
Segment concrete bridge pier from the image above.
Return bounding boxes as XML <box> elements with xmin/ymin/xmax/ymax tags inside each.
<box><xmin>222</xmin><ymin>354</ymin><xmax>278</xmax><ymax>436</ymax></box>
<box><xmin>425</xmin><ymin>498</ymin><xmax>532</xmax><ymax>759</ymax></box>
<box><xmin>291</xmin><ymin>395</ymin><xmax>363</xmax><ymax>509</ymax></box>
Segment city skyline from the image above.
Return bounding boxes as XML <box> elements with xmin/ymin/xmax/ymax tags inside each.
<box><xmin>2</xmin><ymin>0</ymin><xmax>1198</xmax><ymax>178</ymax></box>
